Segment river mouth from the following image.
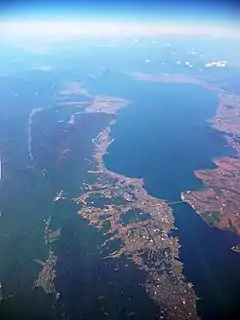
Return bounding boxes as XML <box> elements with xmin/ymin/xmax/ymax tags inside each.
<box><xmin>88</xmin><ymin>73</ymin><xmax>240</xmax><ymax>319</ymax></box>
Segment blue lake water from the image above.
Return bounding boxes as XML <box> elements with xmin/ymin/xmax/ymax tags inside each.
<box><xmin>85</xmin><ymin>73</ymin><xmax>240</xmax><ymax>319</ymax></box>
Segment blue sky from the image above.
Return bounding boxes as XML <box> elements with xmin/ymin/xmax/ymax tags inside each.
<box><xmin>0</xmin><ymin>0</ymin><xmax>239</xmax><ymax>26</ymax></box>
<box><xmin>0</xmin><ymin>0</ymin><xmax>239</xmax><ymax>39</ymax></box>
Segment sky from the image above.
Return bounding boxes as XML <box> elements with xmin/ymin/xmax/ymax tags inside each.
<box><xmin>0</xmin><ymin>0</ymin><xmax>239</xmax><ymax>22</ymax></box>
<box><xmin>0</xmin><ymin>0</ymin><xmax>239</xmax><ymax>38</ymax></box>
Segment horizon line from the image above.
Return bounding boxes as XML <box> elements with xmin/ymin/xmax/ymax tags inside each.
<box><xmin>0</xmin><ymin>20</ymin><xmax>239</xmax><ymax>39</ymax></box>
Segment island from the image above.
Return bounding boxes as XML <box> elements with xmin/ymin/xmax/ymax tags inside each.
<box><xmin>33</xmin><ymin>217</ymin><xmax>60</xmax><ymax>297</ymax></box>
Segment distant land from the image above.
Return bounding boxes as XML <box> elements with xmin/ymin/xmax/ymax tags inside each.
<box><xmin>126</xmin><ymin>70</ymin><xmax>240</xmax><ymax>243</ymax></box>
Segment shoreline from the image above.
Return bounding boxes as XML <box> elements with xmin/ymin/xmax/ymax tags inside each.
<box><xmin>126</xmin><ymin>71</ymin><xmax>240</xmax><ymax>238</ymax></box>
<box><xmin>181</xmin><ymin>90</ymin><xmax>240</xmax><ymax>237</ymax></box>
<box><xmin>69</xmin><ymin>91</ymin><xmax>199</xmax><ymax>319</ymax></box>
<box><xmin>33</xmin><ymin>73</ymin><xmax>239</xmax><ymax>318</ymax></box>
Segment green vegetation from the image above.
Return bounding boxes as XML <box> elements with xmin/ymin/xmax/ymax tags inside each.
<box><xmin>201</xmin><ymin>210</ymin><xmax>221</xmax><ymax>226</ymax></box>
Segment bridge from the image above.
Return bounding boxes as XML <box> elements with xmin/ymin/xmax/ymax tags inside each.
<box><xmin>167</xmin><ymin>200</ymin><xmax>185</xmax><ymax>205</ymax></box>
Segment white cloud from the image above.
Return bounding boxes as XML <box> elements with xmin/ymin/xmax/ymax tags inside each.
<box><xmin>33</xmin><ymin>65</ymin><xmax>53</xmax><ymax>71</ymax></box>
<box><xmin>205</xmin><ymin>60</ymin><xmax>229</xmax><ymax>67</ymax></box>
<box><xmin>0</xmin><ymin>20</ymin><xmax>239</xmax><ymax>39</ymax></box>
<box><xmin>15</xmin><ymin>43</ymin><xmax>52</xmax><ymax>53</ymax></box>
<box><xmin>185</xmin><ymin>61</ymin><xmax>193</xmax><ymax>67</ymax></box>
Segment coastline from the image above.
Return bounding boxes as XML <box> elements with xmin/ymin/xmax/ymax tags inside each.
<box><xmin>126</xmin><ymin>71</ymin><xmax>240</xmax><ymax>238</ymax></box>
<box><xmin>21</xmin><ymin>73</ymin><xmax>240</xmax><ymax>318</ymax></box>
<box><xmin>70</xmin><ymin>92</ymin><xmax>199</xmax><ymax>319</ymax></box>
<box><xmin>181</xmin><ymin>89</ymin><xmax>240</xmax><ymax>237</ymax></box>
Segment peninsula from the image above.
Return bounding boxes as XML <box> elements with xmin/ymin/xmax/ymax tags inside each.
<box><xmin>32</xmin><ymin>81</ymin><xmax>198</xmax><ymax>319</ymax></box>
<box><xmin>36</xmin><ymin>70</ymin><xmax>240</xmax><ymax>316</ymax></box>
<box><xmin>61</xmin><ymin>82</ymin><xmax>198</xmax><ymax>319</ymax></box>
<box><xmin>126</xmin><ymin>71</ymin><xmax>240</xmax><ymax>239</ymax></box>
<box><xmin>181</xmin><ymin>90</ymin><xmax>240</xmax><ymax>237</ymax></box>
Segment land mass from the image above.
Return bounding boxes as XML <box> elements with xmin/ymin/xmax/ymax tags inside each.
<box><xmin>33</xmin><ymin>68</ymin><xmax>240</xmax><ymax>318</ymax></box>
<box><xmin>74</xmin><ymin>123</ymin><xmax>198</xmax><ymax>319</ymax></box>
<box><xmin>33</xmin><ymin>81</ymin><xmax>198</xmax><ymax>319</ymax></box>
<box><xmin>126</xmin><ymin>71</ymin><xmax>240</xmax><ymax>239</ymax></box>
<box><xmin>181</xmin><ymin>88</ymin><xmax>240</xmax><ymax>237</ymax></box>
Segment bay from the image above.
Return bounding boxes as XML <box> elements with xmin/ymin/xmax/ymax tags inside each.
<box><xmin>86</xmin><ymin>72</ymin><xmax>240</xmax><ymax>319</ymax></box>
